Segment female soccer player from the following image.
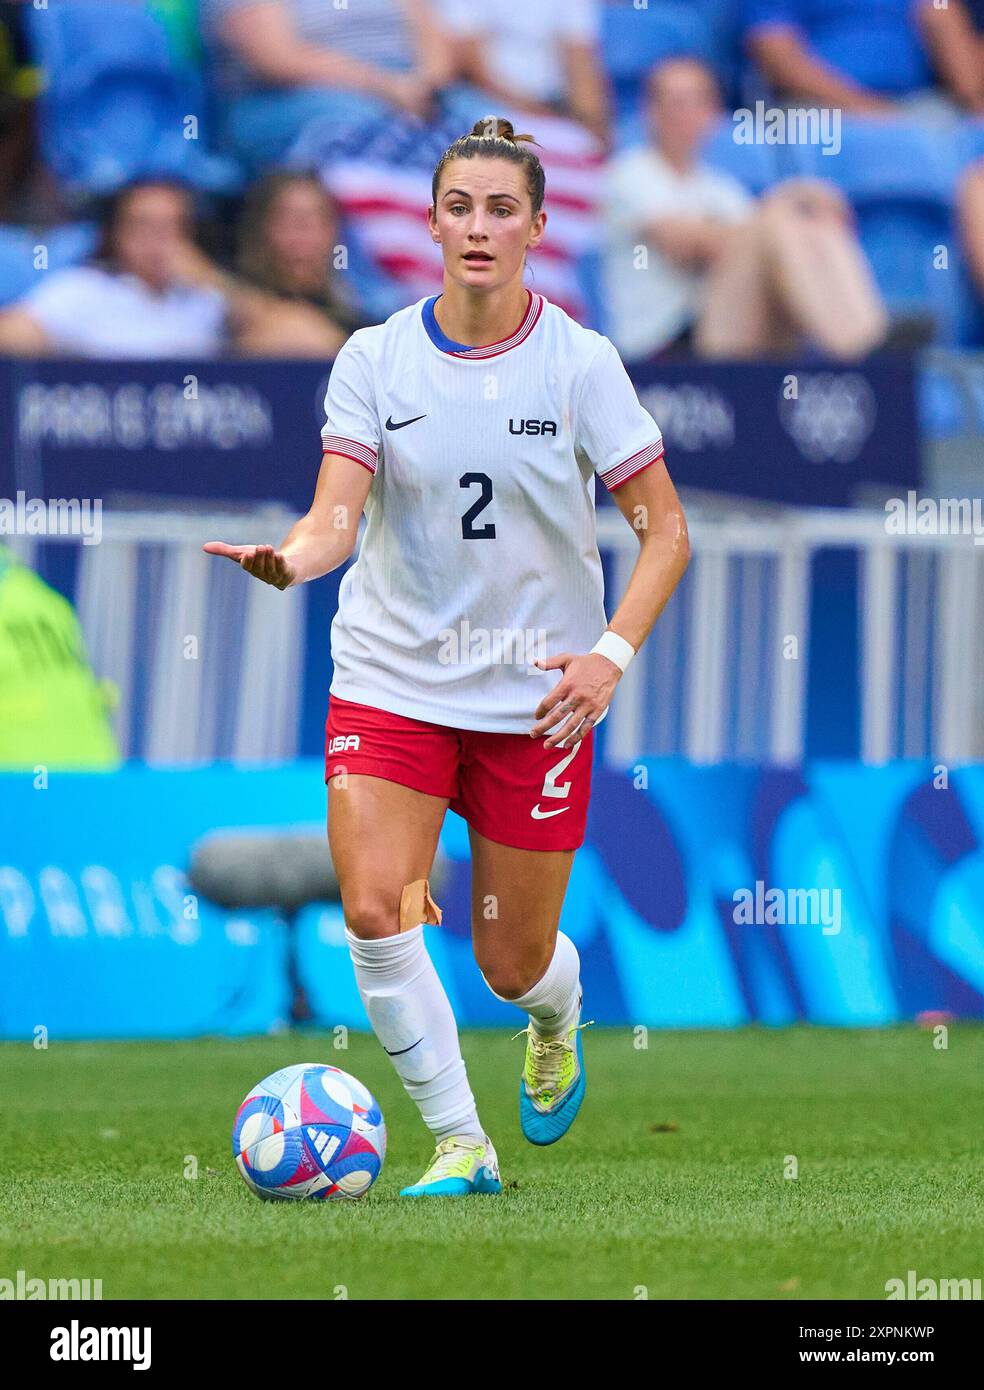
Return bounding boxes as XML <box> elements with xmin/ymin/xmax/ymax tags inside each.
<box><xmin>205</xmin><ymin>118</ymin><xmax>690</xmax><ymax>1197</ymax></box>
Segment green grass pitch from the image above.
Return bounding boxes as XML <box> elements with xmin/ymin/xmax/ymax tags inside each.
<box><xmin>2</xmin><ymin>1026</ymin><xmax>981</xmax><ymax>1301</ymax></box>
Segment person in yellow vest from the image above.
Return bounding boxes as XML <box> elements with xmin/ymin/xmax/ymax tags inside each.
<box><xmin>0</xmin><ymin>544</ymin><xmax>120</xmax><ymax>768</ymax></box>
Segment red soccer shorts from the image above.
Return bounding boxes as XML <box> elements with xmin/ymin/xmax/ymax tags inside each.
<box><xmin>324</xmin><ymin>695</ymin><xmax>594</xmax><ymax>851</ymax></box>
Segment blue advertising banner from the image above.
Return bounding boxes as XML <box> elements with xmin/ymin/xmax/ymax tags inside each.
<box><xmin>629</xmin><ymin>358</ymin><xmax>920</xmax><ymax>505</ymax></box>
<box><xmin>1</xmin><ymin>758</ymin><xmax>980</xmax><ymax>1040</ymax></box>
<box><xmin>0</xmin><ymin>358</ymin><xmax>330</xmax><ymax>513</ymax></box>
<box><xmin>0</xmin><ymin>355</ymin><xmax>919</xmax><ymax>510</ymax></box>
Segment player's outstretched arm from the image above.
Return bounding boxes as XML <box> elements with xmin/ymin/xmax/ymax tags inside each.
<box><xmin>202</xmin><ymin>451</ymin><xmax>375</xmax><ymax>588</ymax></box>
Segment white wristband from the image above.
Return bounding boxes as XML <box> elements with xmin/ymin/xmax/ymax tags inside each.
<box><xmin>591</xmin><ymin>630</ymin><xmax>635</xmax><ymax>673</ymax></box>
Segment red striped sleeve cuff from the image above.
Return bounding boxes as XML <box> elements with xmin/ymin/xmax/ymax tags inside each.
<box><xmin>600</xmin><ymin>438</ymin><xmax>665</xmax><ymax>491</ymax></box>
<box><xmin>321</xmin><ymin>434</ymin><xmax>378</xmax><ymax>474</ymax></box>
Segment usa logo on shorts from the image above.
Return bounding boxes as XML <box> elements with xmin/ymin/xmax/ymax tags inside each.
<box><xmin>328</xmin><ymin>734</ymin><xmax>361</xmax><ymax>755</ymax></box>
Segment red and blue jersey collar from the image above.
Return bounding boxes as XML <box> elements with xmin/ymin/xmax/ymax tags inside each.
<box><xmin>421</xmin><ymin>289</ymin><xmax>543</xmax><ymax>359</ymax></box>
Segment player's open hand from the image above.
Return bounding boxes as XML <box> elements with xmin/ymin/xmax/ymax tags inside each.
<box><xmin>529</xmin><ymin>651</ymin><xmax>621</xmax><ymax>749</ymax></box>
<box><xmin>202</xmin><ymin>542</ymin><xmax>296</xmax><ymax>590</ymax></box>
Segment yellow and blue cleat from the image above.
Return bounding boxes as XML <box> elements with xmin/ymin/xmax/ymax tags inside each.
<box><xmin>400</xmin><ymin>1134</ymin><xmax>502</xmax><ymax>1197</ymax></box>
<box><xmin>514</xmin><ymin>1005</ymin><xmax>593</xmax><ymax>1146</ymax></box>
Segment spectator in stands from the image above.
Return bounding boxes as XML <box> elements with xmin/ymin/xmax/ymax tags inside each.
<box><xmin>170</xmin><ymin>175</ymin><xmax>366</xmax><ymax>356</ymax></box>
<box><xmin>603</xmin><ymin>58</ymin><xmax>890</xmax><ymax>362</ymax></box>
<box><xmin>0</xmin><ymin>176</ymin><xmax>347</xmax><ymax>359</ymax></box>
<box><xmin>233</xmin><ymin>172</ymin><xmax>370</xmax><ymax>340</ymax></box>
<box><xmin>0</xmin><ymin>178</ymin><xmax>230</xmax><ymax>358</ymax></box>
<box><xmin>437</xmin><ymin>0</ymin><xmax>610</xmax><ymax>148</ymax></box>
<box><xmin>742</xmin><ymin>0</ymin><xmax>984</xmax><ymax>115</ymax></box>
<box><xmin>200</xmin><ymin>0</ymin><xmax>456</xmax><ymax>177</ymax></box>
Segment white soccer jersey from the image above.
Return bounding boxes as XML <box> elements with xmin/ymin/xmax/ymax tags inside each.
<box><xmin>320</xmin><ymin>290</ymin><xmax>664</xmax><ymax>733</ymax></box>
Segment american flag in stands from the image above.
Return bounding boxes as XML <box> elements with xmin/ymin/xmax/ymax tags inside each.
<box><xmin>286</xmin><ymin>98</ymin><xmax>603</xmax><ymax>325</ymax></box>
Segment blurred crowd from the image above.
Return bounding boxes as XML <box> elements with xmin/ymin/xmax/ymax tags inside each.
<box><xmin>1</xmin><ymin>0</ymin><xmax>984</xmax><ymax>364</ymax></box>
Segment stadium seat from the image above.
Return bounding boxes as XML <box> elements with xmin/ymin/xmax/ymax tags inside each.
<box><xmin>956</xmin><ymin>118</ymin><xmax>984</xmax><ymax>169</ymax></box>
<box><xmin>176</xmin><ymin>64</ymin><xmax>247</xmax><ymax>196</ymax></box>
<box><xmin>0</xmin><ymin>225</ymin><xmax>38</xmax><ymax>306</ymax></box>
<box><xmin>963</xmin><ymin>361</ymin><xmax>984</xmax><ymax>434</ymax></box>
<box><xmin>602</xmin><ymin>2</ymin><xmax>715</xmax><ymax>85</ymax></box>
<box><xmin>0</xmin><ymin>220</ymin><xmax>100</xmax><ymax>307</ymax></box>
<box><xmin>952</xmin><ymin>124</ymin><xmax>984</xmax><ymax>347</ymax></box>
<box><xmin>782</xmin><ymin>119</ymin><xmax>961</xmax><ymax>206</ymax></box>
<box><xmin>853</xmin><ymin>210</ymin><xmax>961</xmax><ymax>343</ymax></box>
<box><xmin>700</xmin><ymin>115</ymin><xmax>781</xmax><ymax>194</ymax></box>
<box><xmin>918</xmin><ymin>365</ymin><xmax>970</xmax><ymax>439</ymax></box>
<box><xmin>45</xmin><ymin>220</ymin><xmax>100</xmax><ymax>270</ymax></box>
<box><xmin>950</xmin><ymin>259</ymin><xmax>984</xmax><ymax>350</ymax></box>
<box><xmin>24</xmin><ymin>0</ymin><xmax>242</xmax><ymax>198</ymax></box>
<box><xmin>603</xmin><ymin>1</ymin><xmax>717</xmax><ymax>145</ymax></box>
<box><xmin>682</xmin><ymin>0</ymin><xmax>744</xmax><ymax>82</ymax></box>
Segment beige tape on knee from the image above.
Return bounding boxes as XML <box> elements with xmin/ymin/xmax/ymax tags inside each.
<box><xmin>398</xmin><ymin>878</ymin><xmax>443</xmax><ymax>932</ymax></box>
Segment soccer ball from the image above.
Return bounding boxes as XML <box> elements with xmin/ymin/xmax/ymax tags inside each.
<box><xmin>232</xmin><ymin>1063</ymin><xmax>386</xmax><ymax>1201</ymax></box>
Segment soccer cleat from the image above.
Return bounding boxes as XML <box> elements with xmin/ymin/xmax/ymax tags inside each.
<box><xmin>399</xmin><ymin>1134</ymin><xmax>502</xmax><ymax>1197</ymax></box>
<box><xmin>514</xmin><ymin>1001</ymin><xmax>593</xmax><ymax>1146</ymax></box>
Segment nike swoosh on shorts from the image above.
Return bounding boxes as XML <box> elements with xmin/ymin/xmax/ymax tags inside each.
<box><xmin>530</xmin><ymin>805</ymin><xmax>570</xmax><ymax>820</ymax></box>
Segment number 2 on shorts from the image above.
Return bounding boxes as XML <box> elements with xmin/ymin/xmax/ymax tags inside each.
<box><xmin>540</xmin><ymin>739</ymin><xmax>582</xmax><ymax>800</ymax></box>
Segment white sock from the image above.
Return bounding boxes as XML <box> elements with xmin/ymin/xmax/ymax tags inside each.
<box><xmin>345</xmin><ymin>924</ymin><xmax>483</xmax><ymax>1142</ymax></box>
<box><xmin>485</xmin><ymin>931</ymin><xmax>582</xmax><ymax>1038</ymax></box>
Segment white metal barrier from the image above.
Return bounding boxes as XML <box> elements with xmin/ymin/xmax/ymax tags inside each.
<box><xmin>596</xmin><ymin>506</ymin><xmax>984</xmax><ymax>767</ymax></box>
<box><xmin>8</xmin><ymin>508</ymin><xmax>304</xmax><ymax>764</ymax></box>
<box><xmin>8</xmin><ymin>503</ymin><xmax>984</xmax><ymax>766</ymax></box>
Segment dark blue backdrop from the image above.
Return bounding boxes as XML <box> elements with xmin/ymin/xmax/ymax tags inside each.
<box><xmin>0</xmin><ymin>355</ymin><xmax>919</xmax><ymax>510</ymax></box>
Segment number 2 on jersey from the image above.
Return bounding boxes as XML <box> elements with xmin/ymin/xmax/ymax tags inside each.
<box><xmin>459</xmin><ymin>472</ymin><xmax>496</xmax><ymax>539</ymax></box>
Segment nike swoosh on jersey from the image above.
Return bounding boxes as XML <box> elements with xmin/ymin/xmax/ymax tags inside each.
<box><xmin>530</xmin><ymin>804</ymin><xmax>570</xmax><ymax>820</ymax></box>
<box><xmin>385</xmin><ymin>414</ymin><xmax>427</xmax><ymax>430</ymax></box>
